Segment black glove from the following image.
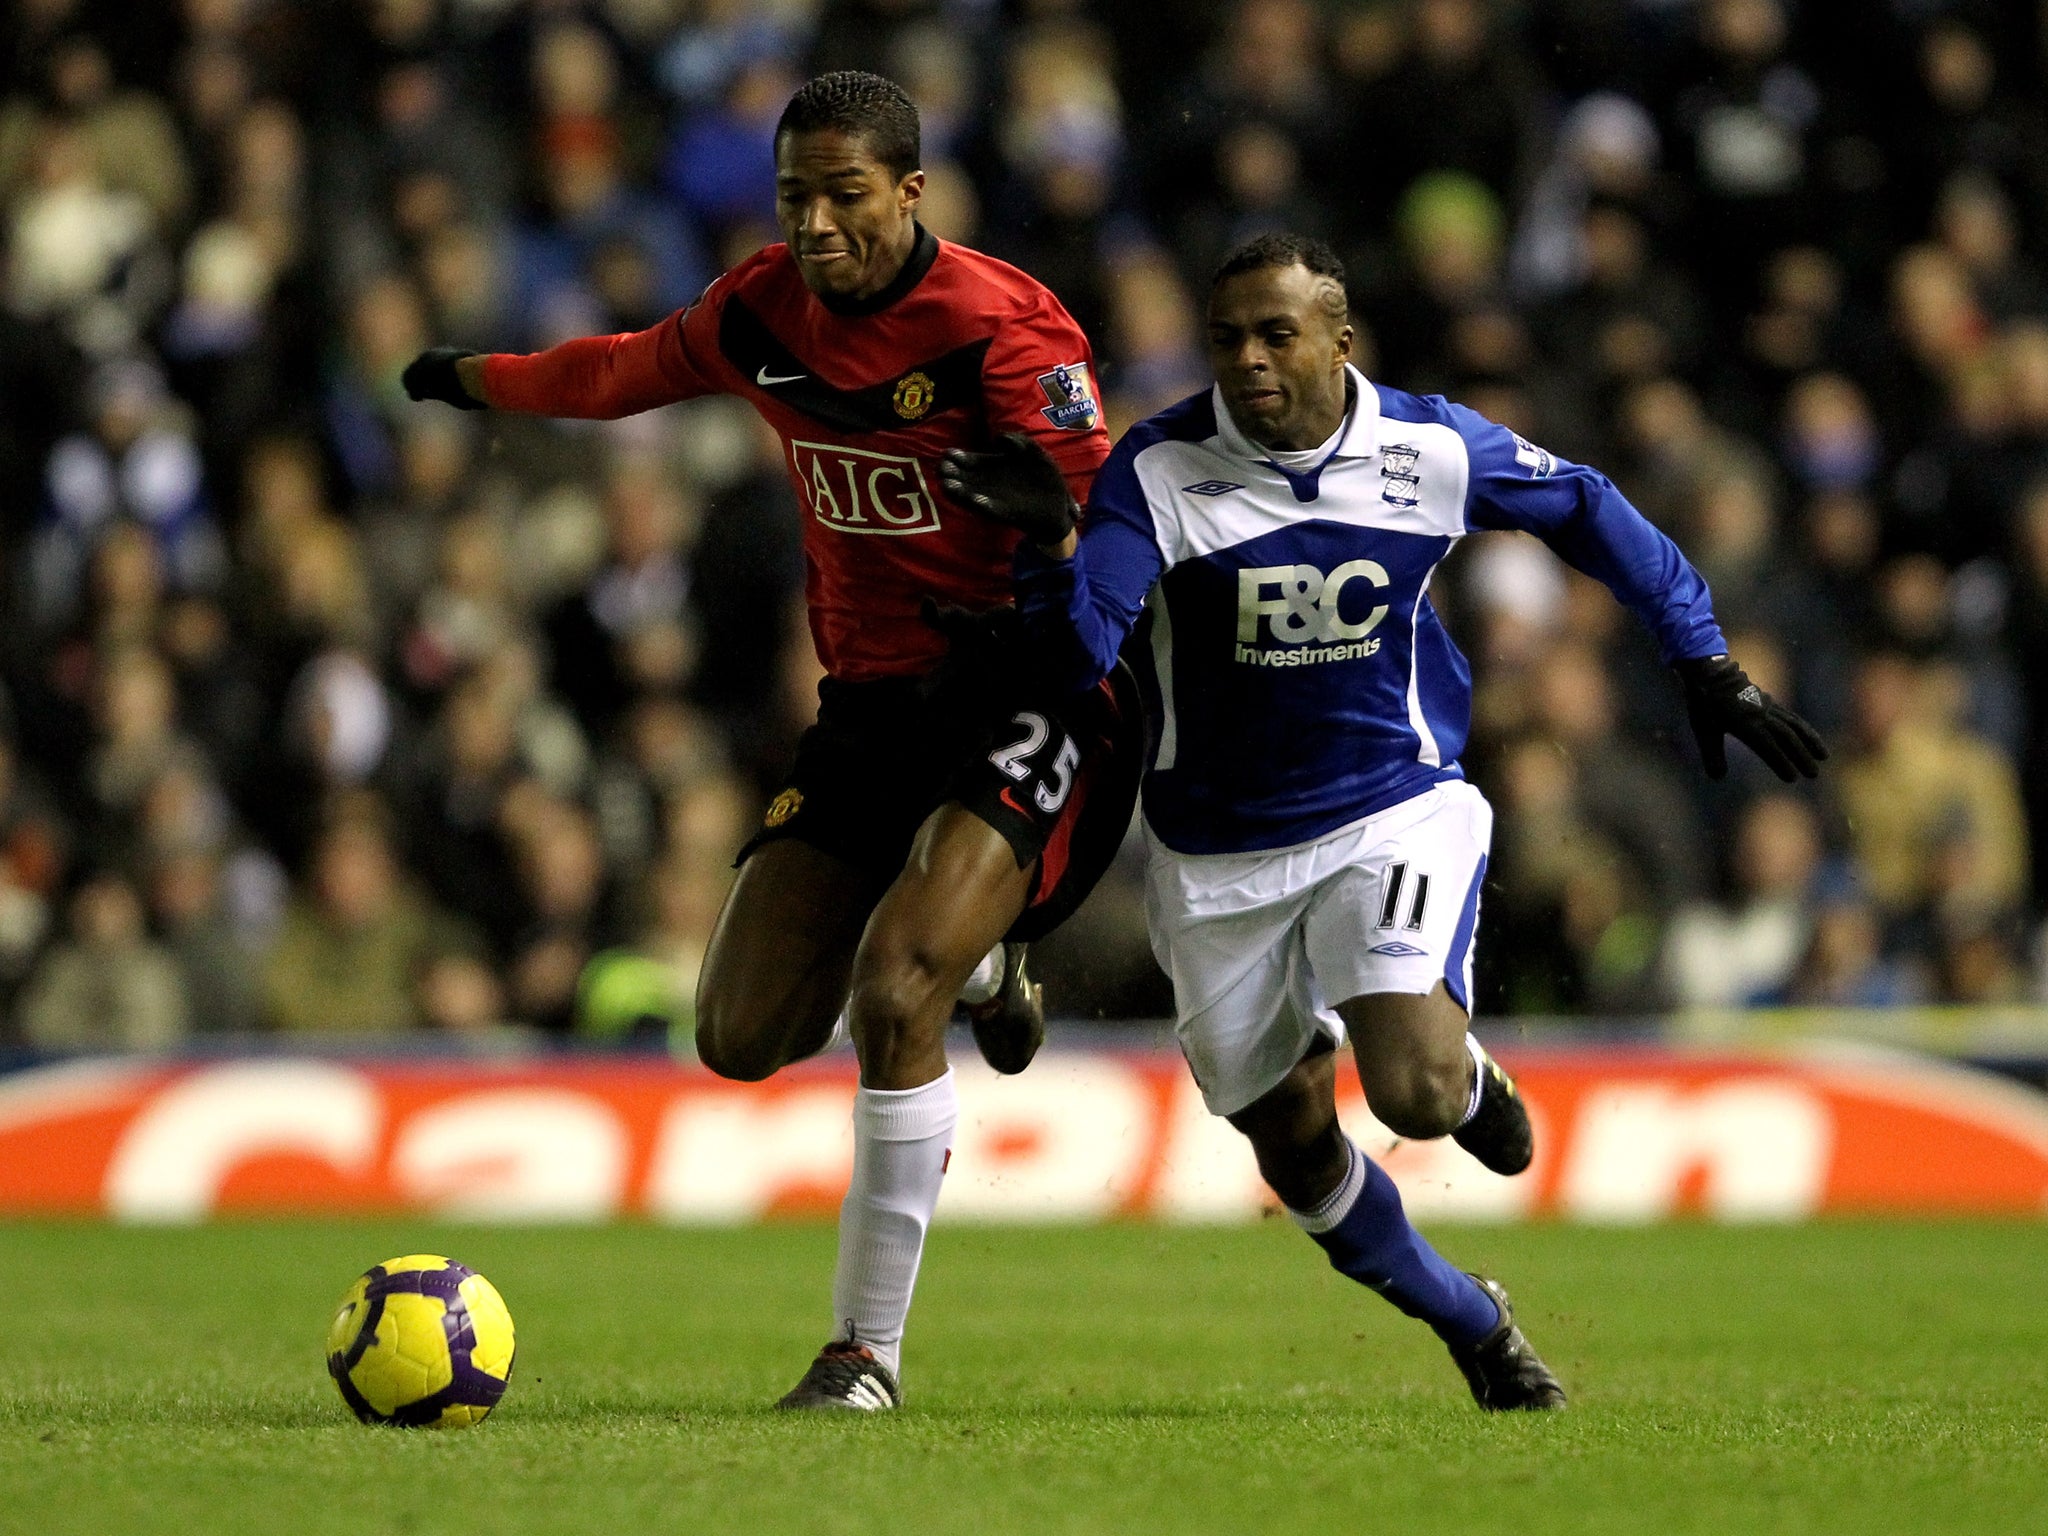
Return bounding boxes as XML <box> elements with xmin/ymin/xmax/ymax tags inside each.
<box><xmin>401</xmin><ymin>347</ymin><xmax>486</xmax><ymax>410</ymax></box>
<box><xmin>938</xmin><ymin>433</ymin><xmax>1077</xmax><ymax>546</ymax></box>
<box><xmin>1675</xmin><ymin>653</ymin><xmax>1828</xmax><ymax>782</ymax></box>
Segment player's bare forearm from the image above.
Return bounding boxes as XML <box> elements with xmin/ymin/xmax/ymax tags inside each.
<box><xmin>455</xmin><ymin>354</ymin><xmax>487</xmax><ymax>405</ymax></box>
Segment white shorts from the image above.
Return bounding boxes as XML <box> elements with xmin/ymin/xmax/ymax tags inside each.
<box><xmin>1144</xmin><ymin>780</ymin><xmax>1493</xmax><ymax>1116</ymax></box>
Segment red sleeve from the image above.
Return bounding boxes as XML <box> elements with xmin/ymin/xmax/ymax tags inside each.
<box><xmin>480</xmin><ymin>287</ymin><xmax>730</xmax><ymax>418</ymax></box>
<box><xmin>980</xmin><ymin>290</ymin><xmax>1111</xmax><ymax>504</ymax></box>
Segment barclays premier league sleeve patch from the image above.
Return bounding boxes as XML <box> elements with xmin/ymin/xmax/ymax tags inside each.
<box><xmin>1510</xmin><ymin>432</ymin><xmax>1555</xmax><ymax>478</ymax></box>
<box><xmin>1037</xmin><ymin>362</ymin><xmax>1100</xmax><ymax>431</ymax></box>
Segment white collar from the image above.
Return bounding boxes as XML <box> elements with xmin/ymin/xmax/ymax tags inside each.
<box><xmin>1211</xmin><ymin>363</ymin><xmax>1382</xmax><ymax>464</ymax></box>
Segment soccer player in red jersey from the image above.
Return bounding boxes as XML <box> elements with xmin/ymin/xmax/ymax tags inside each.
<box><xmin>401</xmin><ymin>72</ymin><xmax>1141</xmax><ymax>1410</ymax></box>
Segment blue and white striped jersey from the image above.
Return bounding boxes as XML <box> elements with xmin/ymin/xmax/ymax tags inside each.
<box><xmin>1014</xmin><ymin>366</ymin><xmax>1726</xmax><ymax>855</ymax></box>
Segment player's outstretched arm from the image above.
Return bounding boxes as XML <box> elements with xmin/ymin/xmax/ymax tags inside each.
<box><xmin>401</xmin><ymin>310</ymin><xmax>717</xmax><ymax>420</ymax></box>
<box><xmin>1674</xmin><ymin>653</ymin><xmax>1827</xmax><ymax>782</ymax></box>
<box><xmin>1456</xmin><ymin>408</ymin><xmax>1826</xmax><ymax>781</ymax></box>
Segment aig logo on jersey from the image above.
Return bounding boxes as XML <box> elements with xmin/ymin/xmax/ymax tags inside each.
<box><xmin>1037</xmin><ymin>362</ymin><xmax>1099</xmax><ymax>431</ymax></box>
<box><xmin>790</xmin><ymin>439</ymin><xmax>942</xmax><ymax>535</ymax></box>
<box><xmin>1235</xmin><ymin>561</ymin><xmax>1390</xmax><ymax>667</ymax></box>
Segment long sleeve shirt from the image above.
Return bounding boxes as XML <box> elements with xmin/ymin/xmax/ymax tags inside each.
<box><xmin>1016</xmin><ymin>366</ymin><xmax>1725</xmax><ymax>854</ymax></box>
<box><xmin>478</xmin><ymin>225</ymin><xmax>1109</xmax><ymax>681</ymax></box>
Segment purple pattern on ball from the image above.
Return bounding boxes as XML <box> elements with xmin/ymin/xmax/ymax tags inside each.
<box><xmin>333</xmin><ymin>1259</ymin><xmax>513</xmax><ymax>1425</ymax></box>
<box><xmin>363</xmin><ymin>1260</ymin><xmax>477</xmax><ymax>1303</ymax></box>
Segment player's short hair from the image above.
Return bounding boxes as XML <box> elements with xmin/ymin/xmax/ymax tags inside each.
<box><xmin>775</xmin><ymin>71</ymin><xmax>921</xmax><ymax>182</ymax></box>
<box><xmin>1212</xmin><ymin>233</ymin><xmax>1350</xmax><ymax>321</ymax></box>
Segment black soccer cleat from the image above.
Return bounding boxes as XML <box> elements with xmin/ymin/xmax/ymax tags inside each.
<box><xmin>1453</xmin><ymin>1045</ymin><xmax>1534</xmax><ymax>1176</ymax></box>
<box><xmin>1449</xmin><ymin>1276</ymin><xmax>1567</xmax><ymax>1412</ymax></box>
<box><xmin>964</xmin><ymin>941</ymin><xmax>1044</xmax><ymax>1076</ymax></box>
<box><xmin>775</xmin><ymin>1340</ymin><xmax>901</xmax><ymax>1412</ymax></box>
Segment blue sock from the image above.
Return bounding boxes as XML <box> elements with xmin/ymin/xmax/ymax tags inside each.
<box><xmin>1290</xmin><ymin>1139</ymin><xmax>1502</xmax><ymax>1347</ymax></box>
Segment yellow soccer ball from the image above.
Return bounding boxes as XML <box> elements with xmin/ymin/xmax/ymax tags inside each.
<box><xmin>326</xmin><ymin>1255</ymin><xmax>516</xmax><ymax>1428</ymax></box>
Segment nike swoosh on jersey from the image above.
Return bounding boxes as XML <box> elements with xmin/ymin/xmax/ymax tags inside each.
<box><xmin>721</xmin><ymin>297</ymin><xmax>990</xmax><ymax>434</ymax></box>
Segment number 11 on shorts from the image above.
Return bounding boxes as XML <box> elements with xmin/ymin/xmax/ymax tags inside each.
<box><xmin>1376</xmin><ymin>861</ymin><xmax>1430</xmax><ymax>933</ymax></box>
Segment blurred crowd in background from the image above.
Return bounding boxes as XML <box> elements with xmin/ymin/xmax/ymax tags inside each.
<box><xmin>3</xmin><ymin>0</ymin><xmax>2048</xmax><ymax>1051</ymax></box>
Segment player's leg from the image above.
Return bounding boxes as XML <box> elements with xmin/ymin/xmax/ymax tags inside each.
<box><xmin>968</xmin><ymin>660</ymin><xmax>1148</xmax><ymax>1071</ymax></box>
<box><xmin>693</xmin><ymin>838</ymin><xmax>879</xmax><ymax>1081</ymax></box>
<box><xmin>1304</xmin><ymin>784</ymin><xmax>1532</xmax><ymax>1175</ymax></box>
<box><xmin>1334</xmin><ymin>981</ymin><xmax>1469</xmax><ymax>1137</ymax></box>
<box><xmin>850</xmin><ymin>802</ymin><xmax>1036</xmax><ymax>1087</ymax></box>
<box><xmin>1225</xmin><ymin>1045</ymin><xmax>1503</xmax><ymax>1347</ymax></box>
<box><xmin>1338</xmin><ymin>983</ymin><xmax>1531</xmax><ymax>1175</ymax></box>
<box><xmin>780</xmin><ymin>802</ymin><xmax>1035</xmax><ymax>1410</ymax></box>
<box><xmin>1162</xmin><ymin>784</ymin><xmax>1559</xmax><ymax>1407</ymax></box>
<box><xmin>1159</xmin><ymin>903</ymin><xmax>1492</xmax><ymax>1345</ymax></box>
<box><xmin>1224</xmin><ymin>1042</ymin><xmax>1564</xmax><ymax>1410</ymax></box>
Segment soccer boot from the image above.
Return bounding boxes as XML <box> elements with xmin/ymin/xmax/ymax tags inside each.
<box><xmin>1452</xmin><ymin>1044</ymin><xmax>1534</xmax><ymax>1176</ymax></box>
<box><xmin>775</xmin><ymin>1340</ymin><xmax>901</xmax><ymax>1412</ymax></box>
<box><xmin>1448</xmin><ymin>1276</ymin><xmax>1566</xmax><ymax>1412</ymax></box>
<box><xmin>964</xmin><ymin>940</ymin><xmax>1044</xmax><ymax>1076</ymax></box>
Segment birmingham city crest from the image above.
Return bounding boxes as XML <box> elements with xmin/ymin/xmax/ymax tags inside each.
<box><xmin>1381</xmin><ymin>442</ymin><xmax>1421</xmax><ymax>508</ymax></box>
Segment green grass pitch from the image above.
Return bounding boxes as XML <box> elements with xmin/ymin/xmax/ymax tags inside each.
<box><xmin>2</xmin><ymin>1220</ymin><xmax>2044</xmax><ymax>1535</ymax></box>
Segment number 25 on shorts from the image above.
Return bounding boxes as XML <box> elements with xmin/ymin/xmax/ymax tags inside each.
<box><xmin>990</xmin><ymin>711</ymin><xmax>1081</xmax><ymax>813</ymax></box>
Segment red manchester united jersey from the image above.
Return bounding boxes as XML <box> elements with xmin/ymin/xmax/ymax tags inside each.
<box><xmin>481</xmin><ymin>227</ymin><xmax>1110</xmax><ymax>681</ymax></box>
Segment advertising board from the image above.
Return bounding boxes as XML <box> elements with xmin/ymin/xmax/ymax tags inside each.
<box><xmin>3</xmin><ymin>1045</ymin><xmax>2044</xmax><ymax>1222</ymax></box>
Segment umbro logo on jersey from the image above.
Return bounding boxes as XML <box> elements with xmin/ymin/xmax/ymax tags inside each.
<box><xmin>755</xmin><ymin>366</ymin><xmax>806</xmax><ymax>386</ymax></box>
<box><xmin>1182</xmin><ymin>479</ymin><xmax>1245</xmax><ymax>496</ymax></box>
<box><xmin>1367</xmin><ymin>940</ymin><xmax>1428</xmax><ymax>958</ymax></box>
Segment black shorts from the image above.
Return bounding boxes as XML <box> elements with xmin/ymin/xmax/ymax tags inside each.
<box><xmin>737</xmin><ymin>662</ymin><xmax>1146</xmax><ymax>943</ymax></box>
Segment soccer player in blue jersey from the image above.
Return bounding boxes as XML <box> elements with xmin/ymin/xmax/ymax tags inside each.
<box><xmin>941</xmin><ymin>233</ymin><xmax>1824</xmax><ymax>1410</ymax></box>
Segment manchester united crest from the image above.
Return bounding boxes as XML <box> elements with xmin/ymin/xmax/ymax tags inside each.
<box><xmin>764</xmin><ymin>787</ymin><xmax>804</xmax><ymax>827</ymax></box>
<box><xmin>892</xmin><ymin>371</ymin><xmax>936</xmax><ymax>420</ymax></box>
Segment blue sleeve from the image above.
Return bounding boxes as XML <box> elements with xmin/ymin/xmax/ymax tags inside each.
<box><xmin>1453</xmin><ymin>405</ymin><xmax>1725</xmax><ymax>664</ymax></box>
<box><xmin>1013</xmin><ymin>433</ymin><xmax>1167</xmax><ymax>691</ymax></box>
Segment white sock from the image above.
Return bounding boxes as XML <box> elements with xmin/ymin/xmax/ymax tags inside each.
<box><xmin>1288</xmin><ymin>1137</ymin><xmax>1367</xmax><ymax>1233</ymax></box>
<box><xmin>831</xmin><ymin>1068</ymin><xmax>957</xmax><ymax>1380</ymax></box>
<box><xmin>958</xmin><ymin>944</ymin><xmax>1004</xmax><ymax>1006</ymax></box>
<box><xmin>1457</xmin><ymin>1033</ymin><xmax>1487</xmax><ymax>1129</ymax></box>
